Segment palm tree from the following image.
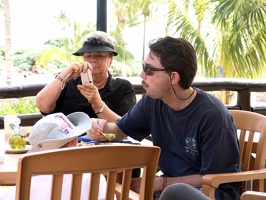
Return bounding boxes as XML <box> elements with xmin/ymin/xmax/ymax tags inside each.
<box><xmin>111</xmin><ymin>0</ymin><xmax>168</xmax><ymax>77</ymax></box>
<box><xmin>2</xmin><ymin>0</ymin><xmax>14</xmax><ymax>85</ymax></box>
<box><xmin>168</xmin><ymin>0</ymin><xmax>266</xmax><ymax>78</ymax></box>
<box><xmin>37</xmin><ymin>11</ymin><xmax>135</xmax><ymax>77</ymax></box>
<box><xmin>37</xmin><ymin>11</ymin><xmax>95</xmax><ymax>67</ymax></box>
<box><xmin>112</xmin><ymin>0</ymin><xmax>165</xmax><ymax>61</ymax></box>
<box><xmin>211</xmin><ymin>0</ymin><xmax>266</xmax><ymax>78</ymax></box>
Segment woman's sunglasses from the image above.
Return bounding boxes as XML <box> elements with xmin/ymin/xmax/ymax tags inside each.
<box><xmin>142</xmin><ymin>62</ymin><xmax>169</xmax><ymax>76</ymax></box>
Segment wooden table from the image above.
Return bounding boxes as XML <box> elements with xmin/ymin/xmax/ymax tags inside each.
<box><xmin>0</xmin><ymin>132</ymin><xmax>152</xmax><ymax>186</ymax></box>
<box><xmin>0</xmin><ymin>128</ymin><xmax>32</xmax><ymax>185</ymax></box>
<box><xmin>0</xmin><ymin>130</ymin><xmax>25</xmax><ymax>186</ymax></box>
<box><xmin>0</xmin><ymin>151</ymin><xmax>22</xmax><ymax>185</ymax></box>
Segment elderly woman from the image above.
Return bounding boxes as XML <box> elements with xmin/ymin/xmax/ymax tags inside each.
<box><xmin>36</xmin><ymin>31</ymin><xmax>136</xmax><ymax>123</ymax></box>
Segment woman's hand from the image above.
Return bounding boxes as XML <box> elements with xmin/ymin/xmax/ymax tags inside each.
<box><xmin>77</xmin><ymin>83</ymin><xmax>103</xmax><ymax>111</ymax></box>
<box><xmin>60</xmin><ymin>61</ymin><xmax>92</xmax><ymax>80</ymax></box>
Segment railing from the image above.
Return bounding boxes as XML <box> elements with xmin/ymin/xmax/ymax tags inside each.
<box><xmin>1</xmin><ymin>78</ymin><xmax>266</xmax><ymax>128</ymax></box>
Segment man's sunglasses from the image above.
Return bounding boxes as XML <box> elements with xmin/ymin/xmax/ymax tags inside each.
<box><xmin>142</xmin><ymin>62</ymin><xmax>169</xmax><ymax>76</ymax></box>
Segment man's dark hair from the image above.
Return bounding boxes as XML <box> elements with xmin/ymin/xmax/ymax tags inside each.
<box><xmin>148</xmin><ymin>37</ymin><xmax>197</xmax><ymax>89</ymax></box>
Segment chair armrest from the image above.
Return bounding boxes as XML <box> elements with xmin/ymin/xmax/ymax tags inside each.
<box><xmin>202</xmin><ymin>168</ymin><xmax>266</xmax><ymax>199</ymax></box>
<box><xmin>115</xmin><ymin>182</ymin><xmax>140</xmax><ymax>200</ymax></box>
<box><xmin>241</xmin><ymin>191</ymin><xmax>266</xmax><ymax>200</ymax></box>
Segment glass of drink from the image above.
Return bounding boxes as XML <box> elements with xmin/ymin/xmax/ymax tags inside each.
<box><xmin>4</xmin><ymin>115</ymin><xmax>20</xmax><ymax>141</ymax></box>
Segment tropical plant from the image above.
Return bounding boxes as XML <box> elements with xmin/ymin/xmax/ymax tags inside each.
<box><xmin>13</xmin><ymin>49</ymin><xmax>38</xmax><ymax>73</ymax></box>
<box><xmin>112</xmin><ymin>0</ymin><xmax>166</xmax><ymax>61</ymax></box>
<box><xmin>36</xmin><ymin>11</ymin><xmax>137</xmax><ymax>77</ymax></box>
<box><xmin>168</xmin><ymin>0</ymin><xmax>266</xmax><ymax>78</ymax></box>
<box><xmin>36</xmin><ymin>11</ymin><xmax>95</xmax><ymax>67</ymax></box>
<box><xmin>111</xmin><ymin>0</ymin><xmax>168</xmax><ymax>77</ymax></box>
<box><xmin>0</xmin><ymin>97</ymin><xmax>39</xmax><ymax>115</ymax></box>
<box><xmin>110</xmin><ymin>27</ymin><xmax>135</xmax><ymax>64</ymax></box>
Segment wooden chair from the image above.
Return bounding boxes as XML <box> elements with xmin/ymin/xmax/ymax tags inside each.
<box><xmin>202</xmin><ymin>110</ymin><xmax>266</xmax><ymax>199</ymax></box>
<box><xmin>15</xmin><ymin>145</ymin><xmax>161</xmax><ymax>200</ymax></box>
<box><xmin>241</xmin><ymin>190</ymin><xmax>266</xmax><ymax>200</ymax></box>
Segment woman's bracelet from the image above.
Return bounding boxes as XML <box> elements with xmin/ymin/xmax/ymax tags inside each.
<box><xmin>55</xmin><ymin>74</ymin><xmax>64</xmax><ymax>82</ymax></box>
<box><xmin>55</xmin><ymin>71</ymin><xmax>73</xmax><ymax>89</ymax></box>
<box><xmin>95</xmin><ymin>102</ymin><xmax>106</xmax><ymax>114</ymax></box>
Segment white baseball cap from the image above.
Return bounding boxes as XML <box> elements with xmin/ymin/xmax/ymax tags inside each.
<box><xmin>28</xmin><ymin>112</ymin><xmax>91</xmax><ymax>153</ymax></box>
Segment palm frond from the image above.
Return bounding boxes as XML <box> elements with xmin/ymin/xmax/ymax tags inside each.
<box><xmin>168</xmin><ymin>2</ymin><xmax>219</xmax><ymax>77</ymax></box>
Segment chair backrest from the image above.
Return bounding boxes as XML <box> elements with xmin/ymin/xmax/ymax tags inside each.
<box><xmin>15</xmin><ymin>145</ymin><xmax>161</xmax><ymax>200</ymax></box>
<box><xmin>229</xmin><ymin>110</ymin><xmax>266</xmax><ymax>190</ymax></box>
<box><xmin>202</xmin><ymin>110</ymin><xmax>266</xmax><ymax>199</ymax></box>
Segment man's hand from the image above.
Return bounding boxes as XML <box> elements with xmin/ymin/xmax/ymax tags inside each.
<box><xmin>87</xmin><ymin>118</ymin><xmax>108</xmax><ymax>141</ymax></box>
<box><xmin>130</xmin><ymin>178</ymin><xmax>141</xmax><ymax>193</ymax></box>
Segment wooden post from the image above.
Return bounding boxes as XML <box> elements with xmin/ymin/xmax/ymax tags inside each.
<box><xmin>238</xmin><ymin>89</ymin><xmax>251</xmax><ymax>111</ymax></box>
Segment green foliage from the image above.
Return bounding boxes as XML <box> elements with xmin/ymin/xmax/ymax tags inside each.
<box><xmin>0</xmin><ymin>97</ymin><xmax>40</xmax><ymax>115</ymax></box>
<box><xmin>36</xmin><ymin>44</ymin><xmax>69</xmax><ymax>67</ymax></box>
<box><xmin>44</xmin><ymin>38</ymin><xmax>67</xmax><ymax>48</ymax></box>
<box><xmin>44</xmin><ymin>60</ymin><xmax>69</xmax><ymax>75</ymax></box>
<box><xmin>110</xmin><ymin>27</ymin><xmax>135</xmax><ymax>64</ymax></box>
<box><xmin>2</xmin><ymin>0</ymin><xmax>266</xmax><ymax>81</ymax></box>
<box><xmin>13</xmin><ymin>49</ymin><xmax>40</xmax><ymax>73</ymax></box>
<box><xmin>110</xmin><ymin>60</ymin><xmax>142</xmax><ymax>77</ymax></box>
<box><xmin>168</xmin><ymin>0</ymin><xmax>266</xmax><ymax>78</ymax></box>
<box><xmin>52</xmin><ymin>11</ymin><xmax>96</xmax><ymax>62</ymax></box>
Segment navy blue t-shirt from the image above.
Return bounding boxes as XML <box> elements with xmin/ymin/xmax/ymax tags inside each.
<box><xmin>116</xmin><ymin>88</ymin><xmax>241</xmax><ymax>199</ymax></box>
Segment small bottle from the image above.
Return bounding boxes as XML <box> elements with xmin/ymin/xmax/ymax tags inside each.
<box><xmin>13</xmin><ymin>117</ymin><xmax>21</xmax><ymax>136</ymax></box>
<box><xmin>9</xmin><ymin>117</ymin><xmax>25</xmax><ymax>150</ymax></box>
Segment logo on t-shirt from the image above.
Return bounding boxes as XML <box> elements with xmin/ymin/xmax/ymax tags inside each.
<box><xmin>185</xmin><ymin>138</ymin><xmax>198</xmax><ymax>154</ymax></box>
